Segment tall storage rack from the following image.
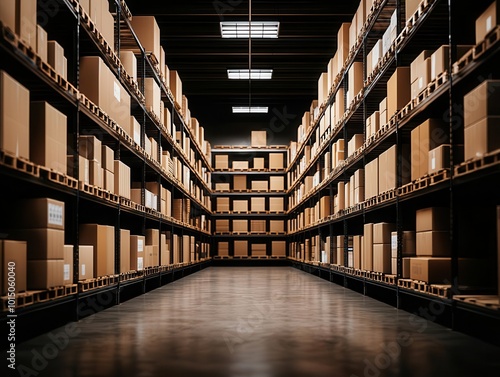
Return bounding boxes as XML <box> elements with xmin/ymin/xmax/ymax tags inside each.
<box><xmin>0</xmin><ymin>0</ymin><xmax>211</xmax><ymax>342</ymax></box>
<box><xmin>287</xmin><ymin>0</ymin><xmax>500</xmax><ymax>345</ymax></box>
<box><xmin>211</xmin><ymin>146</ymin><xmax>288</xmax><ymax>263</ymax></box>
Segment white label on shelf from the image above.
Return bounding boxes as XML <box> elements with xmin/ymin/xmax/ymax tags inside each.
<box><xmin>431</xmin><ymin>157</ymin><xmax>436</xmax><ymax>170</ymax></box>
<box><xmin>137</xmin><ymin>257</ymin><xmax>144</xmax><ymax>271</ymax></box>
<box><xmin>64</xmin><ymin>264</ymin><xmax>70</xmax><ymax>281</ymax></box>
<box><xmin>487</xmin><ymin>16</ymin><xmax>492</xmax><ymax>32</ymax></box>
<box><xmin>114</xmin><ymin>81</ymin><xmax>121</xmax><ymax>102</ymax></box>
<box><xmin>48</xmin><ymin>203</ymin><xmax>63</xmax><ymax>226</ymax></box>
<box><xmin>81</xmin><ymin>264</ymin><xmax>86</xmax><ymax>276</ymax></box>
<box><xmin>138</xmin><ymin>239</ymin><xmax>144</xmax><ymax>252</ymax></box>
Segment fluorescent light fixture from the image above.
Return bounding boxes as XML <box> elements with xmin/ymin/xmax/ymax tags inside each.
<box><xmin>221</xmin><ymin>21</ymin><xmax>280</xmax><ymax>38</ymax></box>
<box><xmin>232</xmin><ymin>107</ymin><xmax>269</xmax><ymax>114</ymax></box>
<box><xmin>227</xmin><ymin>69</ymin><xmax>273</xmax><ymax>80</ymax></box>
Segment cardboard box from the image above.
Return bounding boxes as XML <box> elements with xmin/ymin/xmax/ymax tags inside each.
<box><xmin>215</xmin><ymin>219</ymin><xmax>230</xmax><ymax>232</ymax></box>
<box><xmin>218</xmin><ymin>241</ymin><xmax>229</xmax><ymax>256</ymax></box>
<box><xmin>16</xmin><ymin>0</ymin><xmax>37</xmax><ymax>47</ymax></box>
<box><xmin>319</xmin><ymin>195</ymin><xmax>331</xmax><ymax>219</ymax></box>
<box><xmin>215</xmin><ymin>182</ymin><xmax>230</xmax><ymax>191</ymax></box>
<box><xmin>0</xmin><ymin>240</ymin><xmax>27</xmax><ymax>295</ymax></box>
<box><xmin>0</xmin><ymin>0</ymin><xmax>16</xmax><ymax>35</ymax></box>
<box><xmin>120</xmin><ymin>50</ymin><xmax>137</xmax><ymax>81</ymax></box>
<box><xmin>11</xmin><ymin>228</ymin><xmax>64</xmax><ymax>260</ymax></box>
<box><xmin>270</xmin><ymin>220</ymin><xmax>284</xmax><ymax>233</ymax></box>
<box><xmin>89</xmin><ymin>160</ymin><xmax>103</xmax><ymax>187</ymax></box>
<box><xmin>79</xmin><ymin>224</ymin><xmax>115</xmax><ymax>277</ymax></box>
<box><xmin>374</xmin><ymin>223</ymin><xmax>396</xmax><ymax>244</ymax></box>
<box><xmin>130</xmin><ymin>236</ymin><xmax>145</xmax><ymax>271</ymax></box>
<box><xmin>406</xmin><ymin>0</ymin><xmax>421</xmax><ymax>21</ymax></box>
<box><xmin>402</xmin><ymin>257</ymin><xmax>411</xmax><ymax>278</ymax></box>
<box><xmin>269</xmin><ymin>197</ymin><xmax>284</xmax><ymax>212</ymax></box>
<box><xmin>63</xmin><ymin>245</ymin><xmax>74</xmax><ymax>284</ymax></box>
<box><xmin>365</xmin><ymin>158</ymin><xmax>379</xmax><ymax>199</ymax></box>
<box><xmin>269</xmin><ymin>153</ymin><xmax>284</xmax><ymax>169</ymax></box>
<box><xmin>130</xmin><ymin>16</ymin><xmax>160</xmax><ymax>60</ymax></box>
<box><xmin>411</xmin><ymin>50</ymin><xmax>432</xmax><ymax>98</ymax></box>
<box><xmin>378</xmin><ymin>144</ymin><xmax>398</xmax><ymax>193</ymax></box>
<box><xmin>270</xmin><ymin>176</ymin><xmax>284</xmax><ymax>191</ymax></box>
<box><xmin>251</xmin><ymin>131</ymin><xmax>267</xmax><ymax>146</ymax></box>
<box><xmin>465</xmin><ymin>116</ymin><xmax>500</xmax><ymax>160</ymax></box>
<box><xmin>416</xmin><ymin>207</ymin><xmax>450</xmax><ymax>232</ymax></box>
<box><xmin>373</xmin><ymin>244</ymin><xmax>391</xmax><ymax>273</ymax></box>
<box><xmin>251</xmin><ymin>220</ymin><xmax>266</xmax><ymax>233</ymax></box>
<box><xmin>233</xmin><ymin>200</ymin><xmax>248</xmax><ymax>212</ymax></box>
<box><xmin>416</xmin><ymin>231</ymin><xmax>451</xmax><ymax>257</ymax></box>
<box><xmin>337</xmin><ymin>23</ymin><xmax>351</xmax><ymax>69</ymax></box>
<box><xmin>79</xmin><ymin>245</ymin><xmax>93</xmax><ymax>280</ymax></box>
<box><xmin>145</xmin><ymin>78</ymin><xmax>161</xmax><ymax>120</ymax></box>
<box><xmin>353</xmin><ymin>235</ymin><xmax>362</xmax><ymax>269</ymax></box>
<box><xmin>379</xmin><ymin>97</ymin><xmax>387</xmax><ymax>125</ymax></box>
<box><xmin>363</xmin><ymin>223</ymin><xmax>374</xmax><ymax>270</ymax></box>
<box><xmin>252</xmin><ymin>180</ymin><xmax>268</xmax><ymax>191</ymax></box>
<box><xmin>410</xmin><ymin>257</ymin><xmax>451</xmax><ymax>283</ymax></box>
<box><xmin>476</xmin><ymin>1</ymin><xmax>500</xmax><ymax>43</ymax></box>
<box><xmin>348</xmin><ymin>134</ymin><xmax>364</xmax><ymax>156</ymax></box>
<box><xmin>252</xmin><ymin>157</ymin><xmax>265</xmax><ymax>169</ymax></box>
<box><xmin>0</xmin><ymin>70</ymin><xmax>30</xmax><ymax>159</ymax></box>
<box><xmin>29</xmin><ymin>101</ymin><xmax>67</xmax><ymax>173</ymax></box>
<box><xmin>101</xmin><ymin>145</ymin><xmax>114</xmax><ymax>172</ymax></box>
<box><xmin>169</xmin><ymin>70</ymin><xmax>183</xmax><ymax>105</ymax></box>
<box><xmin>36</xmin><ymin>25</ymin><xmax>48</xmax><ymax>62</ymax></box>
<box><xmin>48</xmin><ymin>41</ymin><xmax>66</xmax><ymax>79</ymax></box>
<box><xmin>391</xmin><ymin>257</ymin><xmax>397</xmax><ymax>275</ymax></box>
<box><xmin>387</xmin><ymin>67</ymin><xmax>410</xmax><ymax>119</ymax></box>
<box><xmin>233</xmin><ymin>160</ymin><xmax>249</xmax><ymax>170</ymax></box>
<box><xmin>27</xmin><ymin>260</ymin><xmax>64</xmax><ymax>290</ymax></box>
<box><xmin>463</xmin><ymin>80</ymin><xmax>500</xmax><ymax>127</ymax></box>
<box><xmin>430</xmin><ymin>45</ymin><xmax>448</xmax><ymax>81</ymax></box>
<box><xmin>391</xmin><ymin>231</ymin><xmax>416</xmax><ymax>258</ymax></box>
<box><xmin>232</xmin><ymin>220</ymin><xmax>248</xmax><ymax>233</ymax></box>
<box><xmin>251</xmin><ymin>244</ymin><xmax>267</xmax><ymax>257</ymax></box>
<box><xmin>251</xmin><ymin>197</ymin><xmax>266</xmax><ymax>212</ymax></box>
<box><xmin>12</xmin><ymin>198</ymin><xmax>64</xmax><ymax>230</ymax></box>
<box><xmin>114</xmin><ymin>160</ymin><xmax>131</xmax><ymax>199</ymax></box>
<box><xmin>347</xmin><ymin>62</ymin><xmax>363</xmax><ymax>105</ymax></box>
<box><xmin>234</xmin><ymin>240</ymin><xmax>248</xmax><ymax>257</ymax></box>
<box><xmin>79</xmin><ymin>135</ymin><xmax>102</xmax><ymax>162</ymax></box>
<box><xmin>215</xmin><ymin>155</ymin><xmax>229</xmax><ymax>169</ymax></box>
<box><xmin>120</xmin><ymin>229</ymin><xmax>130</xmax><ymax>273</ymax></box>
<box><xmin>429</xmin><ymin>144</ymin><xmax>450</xmax><ymax>174</ymax></box>
<box><xmin>216</xmin><ymin>197</ymin><xmax>230</xmax><ymax>212</ymax></box>
<box><xmin>67</xmin><ymin>155</ymin><xmax>89</xmax><ymax>183</ymax></box>
<box><xmin>271</xmin><ymin>241</ymin><xmax>286</xmax><ymax>257</ymax></box>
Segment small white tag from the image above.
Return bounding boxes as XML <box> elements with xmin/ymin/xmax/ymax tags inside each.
<box><xmin>419</xmin><ymin>77</ymin><xmax>423</xmax><ymax>89</ymax></box>
<box><xmin>64</xmin><ymin>264</ymin><xmax>70</xmax><ymax>280</ymax></box>
<box><xmin>431</xmin><ymin>157</ymin><xmax>436</xmax><ymax>170</ymax></box>
<box><xmin>81</xmin><ymin>264</ymin><xmax>86</xmax><ymax>276</ymax></box>
<box><xmin>486</xmin><ymin>16</ymin><xmax>492</xmax><ymax>32</ymax></box>
<box><xmin>431</xmin><ymin>55</ymin><xmax>436</xmax><ymax>79</ymax></box>
<box><xmin>114</xmin><ymin>81</ymin><xmax>120</xmax><ymax>102</ymax></box>
<box><xmin>137</xmin><ymin>257</ymin><xmax>144</xmax><ymax>270</ymax></box>
<box><xmin>48</xmin><ymin>203</ymin><xmax>63</xmax><ymax>226</ymax></box>
<box><xmin>391</xmin><ymin>235</ymin><xmax>398</xmax><ymax>250</ymax></box>
<box><xmin>138</xmin><ymin>239</ymin><xmax>144</xmax><ymax>252</ymax></box>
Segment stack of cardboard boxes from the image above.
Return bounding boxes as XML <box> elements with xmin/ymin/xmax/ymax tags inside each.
<box><xmin>252</xmin><ymin>244</ymin><xmax>267</xmax><ymax>257</ymax></box>
<box><xmin>390</xmin><ymin>231</ymin><xmax>416</xmax><ymax>276</ymax></box>
<box><xmin>234</xmin><ymin>240</ymin><xmax>248</xmax><ymax>257</ymax></box>
<box><xmin>373</xmin><ymin>223</ymin><xmax>395</xmax><ymax>273</ymax></box>
<box><xmin>233</xmin><ymin>220</ymin><xmax>248</xmax><ymax>233</ymax></box>
<box><xmin>1</xmin><ymin>240</ymin><xmax>27</xmax><ymax>296</ymax></box>
<box><xmin>80</xmin><ymin>224</ymin><xmax>115</xmax><ymax>278</ymax></box>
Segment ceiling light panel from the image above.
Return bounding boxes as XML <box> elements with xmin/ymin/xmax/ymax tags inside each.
<box><xmin>221</xmin><ymin>22</ymin><xmax>280</xmax><ymax>38</ymax></box>
<box><xmin>227</xmin><ymin>69</ymin><xmax>273</xmax><ymax>80</ymax></box>
<box><xmin>232</xmin><ymin>107</ymin><xmax>269</xmax><ymax>114</ymax></box>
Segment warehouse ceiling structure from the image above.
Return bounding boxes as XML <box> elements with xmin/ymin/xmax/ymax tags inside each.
<box><xmin>125</xmin><ymin>0</ymin><xmax>358</xmax><ymax>145</ymax></box>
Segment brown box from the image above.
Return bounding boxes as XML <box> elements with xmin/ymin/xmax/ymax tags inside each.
<box><xmin>216</xmin><ymin>197</ymin><xmax>230</xmax><ymax>212</ymax></box>
<box><xmin>89</xmin><ymin>160</ymin><xmax>103</xmax><ymax>187</ymax></box>
<box><xmin>79</xmin><ymin>224</ymin><xmax>115</xmax><ymax>277</ymax></box>
<box><xmin>374</xmin><ymin>223</ymin><xmax>396</xmax><ymax>244</ymax></box>
<box><xmin>67</xmin><ymin>155</ymin><xmax>89</xmax><ymax>183</ymax></box>
<box><xmin>363</xmin><ymin>223</ymin><xmax>374</xmax><ymax>271</ymax></box>
<box><xmin>63</xmin><ymin>245</ymin><xmax>73</xmax><ymax>284</ymax></box>
<box><xmin>387</xmin><ymin>67</ymin><xmax>410</xmax><ymax>119</ymax></box>
<box><xmin>79</xmin><ymin>245</ymin><xmax>94</xmax><ymax>280</ymax></box>
<box><xmin>48</xmin><ymin>40</ymin><xmax>66</xmax><ymax>79</ymax></box>
<box><xmin>16</xmin><ymin>0</ymin><xmax>36</xmax><ymax>47</ymax></box>
<box><xmin>120</xmin><ymin>229</ymin><xmax>130</xmax><ymax>273</ymax></box>
<box><xmin>0</xmin><ymin>70</ymin><xmax>30</xmax><ymax>159</ymax></box>
<box><xmin>402</xmin><ymin>257</ymin><xmax>411</xmax><ymax>278</ymax></box>
<box><xmin>169</xmin><ymin>70</ymin><xmax>183</xmax><ymax>105</ymax></box>
<box><xmin>337</xmin><ymin>23</ymin><xmax>351</xmax><ymax>69</ymax></box>
<box><xmin>234</xmin><ymin>240</ymin><xmax>248</xmax><ymax>257</ymax></box>
<box><xmin>319</xmin><ymin>196</ymin><xmax>331</xmax><ymax>219</ymax></box>
<box><xmin>130</xmin><ymin>236</ymin><xmax>145</xmax><ymax>271</ymax></box>
<box><xmin>416</xmin><ymin>231</ymin><xmax>451</xmax><ymax>257</ymax></box>
<box><xmin>379</xmin><ymin>97</ymin><xmax>387</xmax><ymax>126</ymax></box>
<box><xmin>269</xmin><ymin>153</ymin><xmax>284</xmax><ymax>169</ymax></box>
<box><xmin>120</xmin><ymin>50</ymin><xmax>137</xmax><ymax>81</ymax></box>
<box><xmin>37</xmin><ymin>25</ymin><xmax>48</xmax><ymax>62</ymax></box>
<box><xmin>233</xmin><ymin>200</ymin><xmax>248</xmax><ymax>212</ymax></box>
<box><xmin>0</xmin><ymin>1</ymin><xmax>16</xmax><ymax>35</ymax></box>
<box><xmin>410</xmin><ymin>50</ymin><xmax>432</xmax><ymax>98</ymax></box>
<box><xmin>430</xmin><ymin>45</ymin><xmax>449</xmax><ymax>81</ymax></box>
<box><xmin>378</xmin><ymin>145</ymin><xmax>397</xmax><ymax>193</ymax></box>
<box><xmin>103</xmin><ymin>170</ymin><xmax>114</xmax><ymax>193</ymax></box>
<box><xmin>416</xmin><ymin>207</ymin><xmax>450</xmax><ymax>232</ymax></box>
<box><xmin>253</xmin><ymin>157</ymin><xmax>265</xmax><ymax>169</ymax></box>
<box><xmin>464</xmin><ymin>116</ymin><xmax>500</xmax><ymax>160</ymax></box>
<box><xmin>373</xmin><ymin>244</ymin><xmax>391</xmax><ymax>273</ymax></box>
<box><xmin>252</xmin><ymin>180</ymin><xmax>268</xmax><ymax>191</ymax></box>
<box><xmin>215</xmin><ymin>183</ymin><xmax>230</xmax><ymax>191</ymax></box>
<box><xmin>476</xmin><ymin>1</ymin><xmax>500</xmax><ymax>43</ymax></box>
<box><xmin>463</xmin><ymin>80</ymin><xmax>500</xmax><ymax>127</ymax></box>
<box><xmin>130</xmin><ymin>16</ymin><xmax>160</xmax><ymax>61</ymax></box>
<box><xmin>251</xmin><ymin>244</ymin><xmax>267</xmax><ymax>257</ymax></box>
<box><xmin>27</xmin><ymin>260</ymin><xmax>64</xmax><ymax>290</ymax></box>
<box><xmin>233</xmin><ymin>175</ymin><xmax>247</xmax><ymax>190</ymax></box>
<box><xmin>11</xmin><ymin>229</ymin><xmax>64</xmax><ymax>260</ymax></box>
<box><xmin>353</xmin><ymin>235</ymin><xmax>362</xmax><ymax>269</ymax></box>
<box><xmin>270</xmin><ymin>220</ymin><xmax>284</xmax><ymax>233</ymax></box>
<box><xmin>146</xmin><ymin>229</ymin><xmax>159</xmax><ymax>246</ymax></box>
<box><xmin>218</xmin><ymin>241</ymin><xmax>229</xmax><ymax>256</ymax></box>
<box><xmin>348</xmin><ymin>134</ymin><xmax>364</xmax><ymax>156</ymax></box>
<box><xmin>391</xmin><ymin>231</ymin><xmax>416</xmax><ymax>258</ymax></box>
<box><xmin>269</xmin><ymin>197</ymin><xmax>284</xmax><ymax>212</ymax></box>
<box><xmin>270</xmin><ymin>176</ymin><xmax>285</xmax><ymax>191</ymax></box>
<box><xmin>406</xmin><ymin>0</ymin><xmax>421</xmax><ymax>21</ymax></box>
<box><xmin>232</xmin><ymin>220</ymin><xmax>248</xmax><ymax>233</ymax></box>
<box><xmin>365</xmin><ymin>158</ymin><xmax>379</xmax><ymax>199</ymax></box>
<box><xmin>101</xmin><ymin>145</ymin><xmax>114</xmax><ymax>173</ymax></box>
<box><xmin>251</xmin><ymin>197</ymin><xmax>266</xmax><ymax>212</ymax></box>
<box><xmin>114</xmin><ymin>160</ymin><xmax>131</xmax><ymax>199</ymax></box>
<box><xmin>233</xmin><ymin>160</ymin><xmax>249</xmax><ymax>170</ymax></box>
<box><xmin>0</xmin><ymin>240</ymin><xmax>27</xmax><ymax>295</ymax></box>
<box><xmin>251</xmin><ymin>131</ymin><xmax>267</xmax><ymax>146</ymax></box>
<box><xmin>251</xmin><ymin>220</ymin><xmax>266</xmax><ymax>233</ymax></box>
<box><xmin>145</xmin><ymin>78</ymin><xmax>161</xmax><ymax>120</ymax></box>
<box><xmin>12</xmin><ymin>198</ymin><xmax>64</xmax><ymax>230</ymax></box>
<box><xmin>429</xmin><ymin>144</ymin><xmax>450</xmax><ymax>174</ymax></box>
<box><xmin>410</xmin><ymin>257</ymin><xmax>451</xmax><ymax>283</ymax></box>
<box><xmin>215</xmin><ymin>155</ymin><xmax>229</xmax><ymax>169</ymax></box>
<box><xmin>347</xmin><ymin>62</ymin><xmax>363</xmax><ymax>104</ymax></box>
<box><xmin>79</xmin><ymin>135</ymin><xmax>102</xmax><ymax>163</ymax></box>
<box><xmin>215</xmin><ymin>219</ymin><xmax>230</xmax><ymax>233</ymax></box>
<box><xmin>272</xmin><ymin>241</ymin><xmax>286</xmax><ymax>257</ymax></box>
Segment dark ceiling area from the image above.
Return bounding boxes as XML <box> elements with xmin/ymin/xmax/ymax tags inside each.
<box><xmin>125</xmin><ymin>0</ymin><xmax>358</xmax><ymax>146</ymax></box>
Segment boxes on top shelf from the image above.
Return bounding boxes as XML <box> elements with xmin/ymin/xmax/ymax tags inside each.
<box><xmin>347</xmin><ymin>62</ymin><xmax>363</xmax><ymax>105</ymax></box>
<box><xmin>476</xmin><ymin>1</ymin><xmax>500</xmax><ymax>43</ymax></box>
<box><xmin>387</xmin><ymin>67</ymin><xmax>410</xmax><ymax>119</ymax></box>
<box><xmin>410</xmin><ymin>50</ymin><xmax>433</xmax><ymax>99</ymax></box>
<box><xmin>120</xmin><ymin>50</ymin><xmax>137</xmax><ymax>82</ymax></box>
<box><xmin>337</xmin><ymin>23</ymin><xmax>351</xmax><ymax>70</ymax></box>
<box><xmin>318</xmin><ymin>72</ymin><xmax>329</xmax><ymax>105</ymax></box>
<box><xmin>251</xmin><ymin>131</ymin><xmax>267</xmax><ymax>147</ymax></box>
<box><xmin>169</xmin><ymin>70</ymin><xmax>183</xmax><ymax>106</ymax></box>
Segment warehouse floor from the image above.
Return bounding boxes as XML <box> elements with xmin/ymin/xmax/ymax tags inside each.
<box><xmin>15</xmin><ymin>267</ymin><xmax>500</xmax><ymax>377</ymax></box>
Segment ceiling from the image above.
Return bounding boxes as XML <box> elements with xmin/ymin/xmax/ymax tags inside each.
<box><xmin>125</xmin><ymin>0</ymin><xmax>358</xmax><ymax>146</ymax></box>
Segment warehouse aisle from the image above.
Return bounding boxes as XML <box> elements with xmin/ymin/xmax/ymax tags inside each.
<box><xmin>15</xmin><ymin>268</ymin><xmax>500</xmax><ymax>377</ymax></box>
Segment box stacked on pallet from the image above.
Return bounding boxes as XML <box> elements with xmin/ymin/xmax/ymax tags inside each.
<box><xmin>353</xmin><ymin>235</ymin><xmax>363</xmax><ymax>269</ymax></box>
<box><xmin>373</xmin><ymin>223</ymin><xmax>395</xmax><ymax>273</ymax></box>
<box><xmin>130</xmin><ymin>235</ymin><xmax>145</xmax><ymax>271</ymax></box>
<box><xmin>218</xmin><ymin>242</ymin><xmax>229</xmax><ymax>257</ymax></box>
<box><xmin>251</xmin><ymin>243</ymin><xmax>267</xmax><ymax>257</ymax></box>
<box><xmin>79</xmin><ymin>224</ymin><xmax>115</xmax><ymax>278</ymax></box>
<box><xmin>234</xmin><ymin>240</ymin><xmax>248</xmax><ymax>257</ymax></box>
<box><xmin>0</xmin><ymin>240</ymin><xmax>27</xmax><ymax>295</ymax></box>
<box><xmin>390</xmin><ymin>231</ymin><xmax>416</xmax><ymax>277</ymax></box>
<box><xmin>11</xmin><ymin>199</ymin><xmax>65</xmax><ymax>289</ymax></box>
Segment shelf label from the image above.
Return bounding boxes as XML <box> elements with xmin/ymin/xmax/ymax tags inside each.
<box><xmin>114</xmin><ymin>81</ymin><xmax>121</xmax><ymax>102</ymax></box>
<box><xmin>64</xmin><ymin>264</ymin><xmax>70</xmax><ymax>281</ymax></box>
<box><xmin>48</xmin><ymin>203</ymin><xmax>63</xmax><ymax>226</ymax></box>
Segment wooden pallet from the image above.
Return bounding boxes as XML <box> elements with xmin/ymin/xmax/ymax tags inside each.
<box><xmin>1</xmin><ymin>291</ymin><xmax>34</xmax><ymax>312</ymax></box>
<box><xmin>428</xmin><ymin>284</ymin><xmax>452</xmax><ymax>298</ymax></box>
<box><xmin>398</xmin><ymin>278</ymin><xmax>414</xmax><ymax>289</ymax></box>
<box><xmin>454</xmin><ymin>149</ymin><xmax>500</xmax><ymax>178</ymax></box>
<box><xmin>454</xmin><ymin>295</ymin><xmax>500</xmax><ymax>310</ymax></box>
<box><xmin>384</xmin><ymin>275</ymin><xmax>397</xmax><ymax>285</ymax></box>
<box><xmin>0</xmin><ymin>150</ymin><xmax>40</xmax><ymax>177</ymax></box>
<box><xmin>473</xmin><ymin>25</ymin><xmax>500</xmax><ymax>60</ymax></box>
<box><xmin>453</xmin><ymin>48</ymin><xmax>474</xmax><ymax>74</ymax></box>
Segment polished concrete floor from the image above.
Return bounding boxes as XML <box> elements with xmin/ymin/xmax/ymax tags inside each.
<box><xmin>15</xmin><ymin>267</ymin><xmax>500</xmax><ymax>377</ymax></box>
